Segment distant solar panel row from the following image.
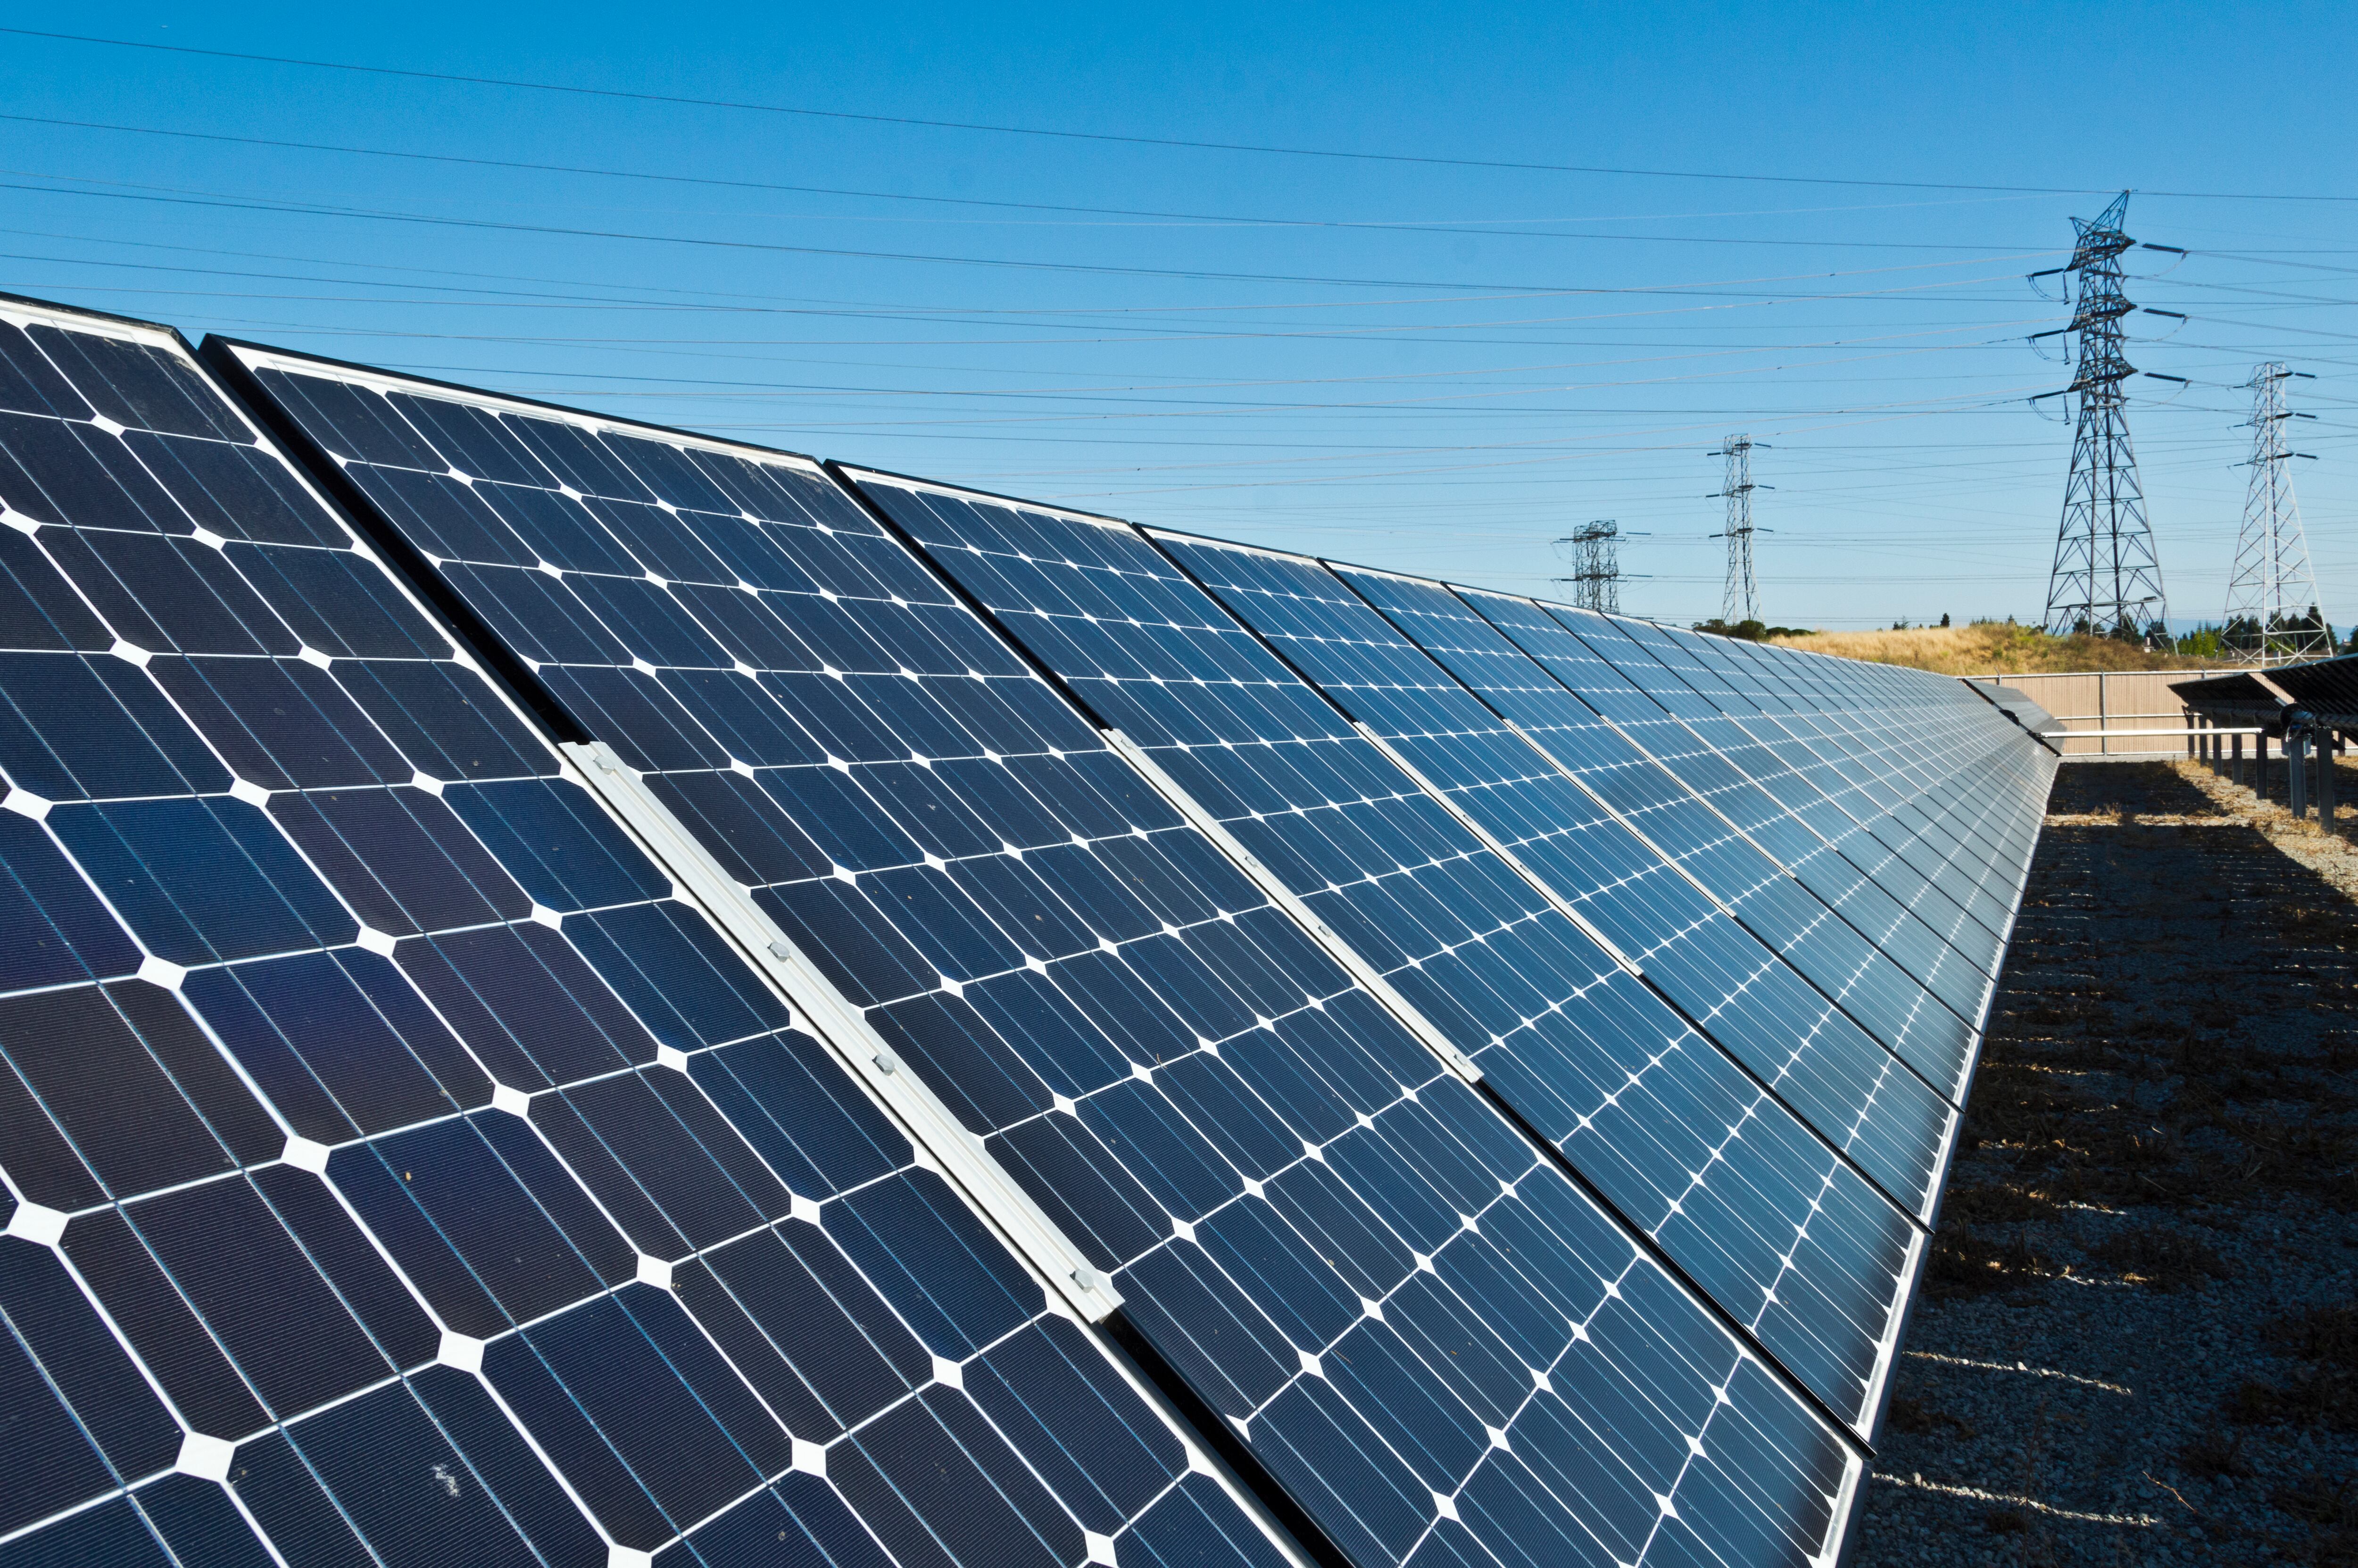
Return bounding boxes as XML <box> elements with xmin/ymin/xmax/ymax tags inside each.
<box><xmin>846</xmin><ymin>484</ymin><xmax>1926</xmax><ymax>1441</ymax></box>
<box><xmin>0</xmin><ymin>291</ymin><xmax>2053</xmax><ymax>1568</ymax></box>
<box><xmin>219</xmin><ymin>339</ymin><xmax>1862</xmax><ymax>1568</ymax></box>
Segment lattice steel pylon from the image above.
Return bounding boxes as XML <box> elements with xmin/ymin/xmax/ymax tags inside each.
<box><xmin>2222</xmin><ymin>363</ymin><xmax>2328</xmax><ymax>664</ymax></box>
<box><xmin>1556</xmin><ymin>519</ymin><xmax>1626</xmax><ymax>613</ymax></box>
<box><xmin>2037</xmin><ymin>191</ymin><xmax>2169</xmax><ymax>642</ymax></box>
<box><xmin>1710</xmin><ymin>436</ymin><xmax>1764</xmax><ymax>623</ymax></box>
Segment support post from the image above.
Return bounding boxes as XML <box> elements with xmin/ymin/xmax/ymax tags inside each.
<box><xmin>2321</xmin><ymin>729</ymin><xmax>2339</xmax><ymax>829</ymax></box>
<box><xmin>2290</xmin><ymin>731</ymin><xmax>2309</xmax><ymax>819</ymax></box>
<box><xmin>2233</xmin><ymin>731</ymin><xmax>2245</xmax><ymax>788</ymax></box>
<box><xmin>2258</xmin><ymin>731</ymin><xmax>2271</xmax><ymax>801</ymax></box>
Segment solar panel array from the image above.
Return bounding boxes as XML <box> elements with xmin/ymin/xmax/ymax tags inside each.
<box><xmin>0</xmin><ymin>301</ymin><xmax>1294</xmax><ymax>1568</ymax></box>
<box><xmin>1317</xmin><ymin>572</ymin><xmax>1978</xmax><ymax>1103</ymax></box>
<box><xmin>0</xmin><ymin>291</ymin><xmax>2055</xmax><ymax>1568</ymax></box>
<box><xmin>1462</xmin><ymin>598</ymin><xmax>2035</xmax><ymax>990</ymax></box>
<box><xmin>846</xmin><ymin>482</ymin><xmax>1920</xmax><ymax>1441</ymax></box>
<box><xmin>221</xmin><ymin>341</ymin><xmax>1869</xmax><ymax>1568</ymax></box>
<box><xmin>1156</xmin><ymin>545</ymin><xmax>1960</xmax><ymax>1217</ymax></box>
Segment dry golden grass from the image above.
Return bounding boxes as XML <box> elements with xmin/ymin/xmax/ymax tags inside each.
<box><xmin>1765</xmin><ymin>621</ymin><xmax>2226</xmax><ymax>676</ymax></box>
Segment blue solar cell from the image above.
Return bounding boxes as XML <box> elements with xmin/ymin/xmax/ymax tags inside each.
<box><xmin>186</xmin><ymin>948</ymin><xmax>486</xmax><ymax>1141</ymax></box>
<box><xmin>54</xmin><ymin>793</ymin><xmax>361</xmax><ymax>962</ymax></box>
<box><xmin>834</xmin><ymin>1390</ymin><xmax>1081</xmax><ymax>1568</ymax></box>
<box><xmin>859</xmin><ymin>494</ymin><xmax>1924</xmax><ymax>1436</ymax></box>
<box><xmin>0</xmin><ymin>1283</ymin><xmax>144</xmax><ymax>1537</ymax></box>
<box><xmin>0</xmin><ymin>321</ymin><xmax>91</xmax><ymax>421</ymax></box>
<box><xmin>219</xmin><ymin>345</ymin><xmax>1862</xmax><ymax>1568</ymax></box>
<box><xmin>0</xmin><ymin>1496</ymin><xmax>174</xmax><ymax>1568</ymax></box>
<box><xmin>1581</xmin><ymin>614</ymin><xmax>2048</xmax><ymax>949</ymax></box>
<box><xmin>281</xmin><ymin>1379</ymin><xmax>545</xmax><ymax>1566</ymax></box>
<box><xmin>266</xmin><ymin>783</ymin><xmax>527</xmax><ymax>934</ymax></box>
<box><xmin>58</xmin><ymin>1205</ymin><xmax>271</xmax><ymax>1439</ymax></box>
<box><xmin>1642</xmin><ymin>625</ymin><xmax>2039</xmax><ymax>980</ymax></box>
<box><xmin>0</xmin><ymin>812</ymin><xmax>142</xmax><ymax>990</ymax></box>
<box><xmin>0</xmin><ymin>300</ymin><xmax>1292</xmax><ymax>1568</ymax></box>
<box><xmin>0</xmin><ymin>1247</ymin><xmax>176</xmax><ymax>1537</ymax></box>
<box><xmin>0</xmin><ymin>648</ymin><xmax>229</xmax><ymax>799</ymax></box>
<box><xmin>121</xmin><ymin>1173</ymin><xmax>423</xmax><ymax>1419</ymax></box>
<box><xmin>130</xmin><ymin>1473</ymin><xmax>281</xmax><ymax>1568</ymax></box>
<box><xmin>1328</xmin><ymin>570</ymin><xmax>1974</xmax><ymax>1092</ymax></box>
<box><xmin>0</xmin><ymin>982</ymin><xmax>279</xmax><ymax>1198</ymax></box>
<box><xmin>332</xmin><ymin>1113</ymin><xmax>629</xmax><ymax>1335</ymax></box>
<box><xmin>0</xmin><ymin>412</ymin><xmax>197</xmax><ymax>539</ymax></box>
<box><xmin>1464</xmin><ymin>595</ymin><xmax>2026</xmax><ymax>1011</ymax></box>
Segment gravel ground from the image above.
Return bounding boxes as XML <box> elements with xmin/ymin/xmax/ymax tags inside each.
<box><xmin>1847</xmin><ymin>759</ymin><xmax>2358</xmax><ymax>1567</ymax></box>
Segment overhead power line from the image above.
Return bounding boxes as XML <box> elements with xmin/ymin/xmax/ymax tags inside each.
<box><xmin>0</xmin><ymin>173</ymin><xmax>2064</xmax><ymax>297</ymax></box>
<box><xmin>6</xmin><ymin>26</ymin><xmax>2357</xmax><ymax>202</ymax></box>
<box><xmin>0</xmin><ymin>113</ymin><xmax>2055</xmax><ymax>251</ymax></box>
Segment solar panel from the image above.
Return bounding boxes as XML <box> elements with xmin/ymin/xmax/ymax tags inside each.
<box><xmin>1445</xmin><ymin>596</ymin><xmax>2007</xmax><ymax>1048</ymax></box>
<box><xmin>1643</xmin><ymin>632</ymin><xmax>2049</xmax><ymax>937</ymax></box>
<box><xmin>1483</xmin><ymin>606</ymin><xmax>2026</xmax><ymax>979</ymax></box>
<box><xmin>2254</xmin><ymin>650</ymin><xmax>2358</xmax><ymax>722</ymax></box>
<box><xmin>1305</xmin><ymin>565</ymin><xmax>1976</xmax><ymax>1107</ymax></box>
<box><xmin>1572</xmin><ymin>632</ymin><xmax>2005</xmax><ymax>1016</ymax></box>
<box><xmin>1126</xmin><ymin>538</ymin><xmax>1953</xmax><ymax>1227</ymax></box>
<box><xmin>1641</xmin><ymin>632</ymin><xmax>2047</xmax><ymax>943</ymax></box>
<box><xmin>0</xmin><ymin>298</ymin><xmax>1299</xmax><ymax>1568</ymax></box>
<box><xmin>1664</xmin><ymin>627</ymin><xmax>2052</xmax><ymax>964</ymax></box>
<box><xmin>1681</xmin><ymin>634</ymin><xmax>2050</xmax><ymax>936</ymax></box>
<box><xmin>1971</xmin><ymin>686</ymin><xmax>2067</xmax><ymax>741</ymax></box>
<box><xmin>212</xmin><ymin>349</ymin><xmax>1867</xmax><ymax>1568</ymax></box>
<box><xmin>841</xmin><ymin>485</ymin><xmax>1930</xmax><ymax>1443</ymax></box>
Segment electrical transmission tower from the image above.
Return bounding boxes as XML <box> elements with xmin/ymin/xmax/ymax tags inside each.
<box><xmin>1710</xmin><ymin>436</ymin><xmax>1768</xmax><ymax>623</ymax></box>
<box><xmin>1554</xmin><ymin>520</ymin><xmax>1630</xmax><ymax>613</ymax></box>
<box><xmin>2035</xmin><ymin>191</ymin><xmax>2170</xmax><ymax>643</ymax></box>
<box><xmin>2222</xmin><ymin>363</ymin><xmax>2327</xmax><ymax>664</ymax></box>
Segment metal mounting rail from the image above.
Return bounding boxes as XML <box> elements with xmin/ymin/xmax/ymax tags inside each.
<box><xmin>561</xmin><ymin>740</ymin><xmax>1121</xmax><ymax>1322</ymax></box>
<box><xmin>1100</xmin><ymin>729</ymin><xmax>1485</xmax><ymax>1086</ymax></box>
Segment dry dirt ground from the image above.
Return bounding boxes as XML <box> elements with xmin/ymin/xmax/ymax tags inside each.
<box><xmin>1848</xmin><ymin>760</ymin><xmax>2358</xmax><ymax>1567</ymax></box>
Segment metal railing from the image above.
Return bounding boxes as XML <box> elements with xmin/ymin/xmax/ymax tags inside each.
<box><xmin>1969</xmin><ymin>670</ymin><xmax>2201</xmax><ymax>756</ymax></box>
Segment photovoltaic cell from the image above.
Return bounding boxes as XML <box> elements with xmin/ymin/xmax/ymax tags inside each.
<box><xmin>214</xmin><ymin>344</ymin><xmax>1865</xmax><ymax>1568</ymax></box>
<box><xmin>1647</xmin><ymin>629</ymin><xmax>2051</xmax><ymax>944</ymax></box>
<box><xmin>1513</xmin><ymin>621</ymin><xmax>2002</xmax><ymax>1027</ymax></box>
<box><xmin>0</xmin><ymin>298</ymin><xmax>1294</xmax><ymax>1568</ymax></box>
<box><xmin>1246</xmin><ymin>559</ymin><xmax>1976</xmax><ymax>1105</ymax></box>
<box><xmin>1470</xmin><ymin>600</ymin><xmax>2025</xmax><ymax>984</ymax></box>
<box><xmin>852</xmin><ymin>485</ymin><xmax>1921</xmax><ymax>1438</ymax></box>
<box><xmin>1331</xmin><ymin>577</ymin><xmax>1982</xmax><ymax>1103</ymax></box>
<box><xmin>1141</xmin><ymin>538</ymin><xmax>1952</xmax><ymax>1225</ymax></box>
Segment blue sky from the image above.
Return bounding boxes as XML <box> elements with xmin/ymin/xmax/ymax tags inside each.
<box><xmin>4</xmin><ymin>1</ymin><xmax>2354</xmax><ymax>628</ymax></box>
